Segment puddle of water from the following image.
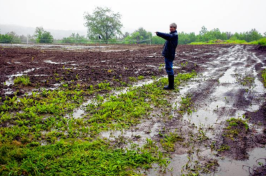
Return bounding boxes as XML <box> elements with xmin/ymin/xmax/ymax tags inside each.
<box><xmin>101</xmin><ymin>121</ymin><xmax>162</xmax><ymax>147</ymax></box>
<box><xmin>215</xmin><ymin>147</ymin><xmax>266</xmax><ymax>176</ymax></box>
<box><xmin>3</xmin><ymin>88</ymin><xmax>13</xmax><ymax>95</ymax></box>
<box><xmin>72</xmin><ymin>99</ymin><xmax>93</xmax><ymax>118</ymax></box>
<box><xmin>219</xmin><ymin>67</ymin><xmax>236</xmax><ymax>84</ymax></box>
<box><xmin>145</xmin><ymin>153</ymin><xmax>188</xmax><ymax>176</ymax></box>
<box><xmin>181</xmin><ymin>45</ymin><xmax>265</xmax><ymax>128</ymax></box>
<box><xmin>44</xmin><ymin>60</ymin><xmax>74</xmax><ymax>64</ymax></box>
<box><xmin>4</xmin><ymin>68</ymin><xmax>36</xmax><ymax>86</ymax></box>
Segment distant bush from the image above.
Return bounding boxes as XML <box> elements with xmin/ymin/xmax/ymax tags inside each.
<box><xmin>258</xmin><ymin>38</ymin><xmax>266</xmax><ymax>46</ymax></box>
<box><xmin>225</xmin><ymin>40</ymin><xmax>248</xmax><ymax>44</ymax></box>
<box><xmin>0</xmin><ymin>32</ymin><xmax>21</xmax><ymax>43</ymax></box>
<box><xmin>0</xmin><ymin>34</ymin><xmax>13</xmax><ymax>43</ymax></box>
<box><xmin>249</xmin><ymin>40</ymin><xmax>259</xmax><ymax>45</ymax></box>
<box><xmin>190</xmin><ymin>39</ymin><xmax>250</xmax><ymax>45</ymax></box>
<box><xmin>151</xmin><ymin>36</ymin><xmax>165</xmax><ymax>44</ymax></box>
<box><xmin>62</xmin><ymin>33</ymin><xmax>89</xmax><ymax>44</ymax></box>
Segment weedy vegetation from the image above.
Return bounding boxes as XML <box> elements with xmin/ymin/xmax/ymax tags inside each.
<box><xmin>160</xmin><ymin>132</ymin><xmax>184</xmax><ymax>152</ymax></box>
<box><xmin>258</xmin><ymin>38</ymin><xmax>266</xmax><ymax>46</ymax></box>
<box><xmin>223</xmin><ymin>118</ymin><xmax>249</xmax><ymax>140</ymax></box>
<box><xmin>13</xmin><ymin>76</ymin><xmax>31</xmax><ymax>86</ymax></box>
<box><xmin>0</xmin><ymin>71</ymin><xmax>197</xmax><ymax>175</ymax></box>
<box><xmin>178</xmin><ymin>95</ymin><xmax>193</xmax><ymax>115</ymax></box>
<box><xmin>262</xmin><ymin>69</ymin><xmax>266</xmax><ymax>87</ymax></box>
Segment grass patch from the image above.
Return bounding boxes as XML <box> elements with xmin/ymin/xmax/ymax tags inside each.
<box><xmin>189</xmin><ymin>39</ymin><xmax>260</xmax><ymax>45</ymax></box>
<box><xmin>178</xmin><ymin>95</ymin><xmax>193</xmax><ymax>115</ymax></box>
<box><xmin>84</xmin><ymin>71</ymin><xmax>196</xmax><ymax>137</ymax></box>
<box><xmin>236</xmin><ymin>74</ymin><xmax>255</xmax><ymax>87</ymax></box>
<box><xmin>137</xmin><ymin>75</ymin><xmax>144</xmax><ymax>80</ymax></box>
<box><xmin>160</xmin><ymin>132</ymin><xmax>184</xmax><ymax>152</ymax></box>
<box><xmin>14</xmin><ymin>76</ymin><xmax>31</xmax><ymax>86</ymax></box>
<box><xmin>223</xmin><ymin>118</ymin><xmax>249</xmax><ymax>140</ymax></box>
<box><xmin>258</xmin><ymin>38</ymin><xmax>266</xmax><ymax>46</ymax></box>
<box><xmin>0</xmin><ymin>71</ymin><xmax>197</xmax><ymax>175</ymax></box>
<box><xmin>262</xmin><ymin>69</ymin><xmax>266</xmax><ymax>87</ymax></box>
<box><xmin>217</xmin><ymin>144</ymin><xmax>230</xmax><ymax>152</ymax></box>
<box><xmin>0</xmin><ymin>139</ymin><xmax>167</xmax><ymax>175</ymax></box>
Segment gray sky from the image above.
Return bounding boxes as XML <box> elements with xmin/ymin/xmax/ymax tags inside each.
<box><xmin>0</xmin><ymin>0</ymin><xmax>266</xmax><ymax>35</ymax></box>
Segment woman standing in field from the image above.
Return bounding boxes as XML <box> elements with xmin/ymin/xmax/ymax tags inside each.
<box><xmin>156</xmin><ymin>23</ymin><xmax>178</xmax><ymax>90</ymax></box>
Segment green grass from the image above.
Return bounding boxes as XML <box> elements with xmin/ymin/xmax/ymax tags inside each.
<box><xmin>160</xmin><ymin>132</ymin><xmax>184</xmax><ymax>152</ymax></box>
<box><xmin>14</xmin><ymin>76</ymin><xmax>31</xmax><ymax>86</ymax></box>
<box><xmin>0</xmin><ymin>71</ymin><xmax>197</xmax><ymax>175</ymax></box>
<box><xmin>0</xmin><ymin>139</ymin><xmax>167</xmax><ymax>175</ymax></box>
<box><xmin>262</xmin><ymin>69</ymin><xmax>266</xmax><ymax>87</ymax></box>
<box><xmin>217</xmin><ymin>144</ymin><xmax>230</xmax><ymax>152</ymax></box>
<box><xmin>227</xmin><ymin>118</ymin><xmax>249</xmax><ymax>130</ymax></box>
<box><xmin>189</xmin><ymin>39</ymin><xmax>257</xmax><ymax>45</ymax></box>
<box><xmin>258</xmin><ymin>38</ymin><xmax>266</xmax><ymax>46</ymax></box>
<box><xmin>137</xmin><ymin>75</ymin><xmax>145</xmax><ymax>80</ymax></box>
<box><xmin>223</xmin><ymin>118</ymin><xmax>249</xmax><ymax>140</ymax></box>
<box><xmin>178</xmin><ymin>96</ymin><xmax>193</xmax><ymax>115</ymax></box>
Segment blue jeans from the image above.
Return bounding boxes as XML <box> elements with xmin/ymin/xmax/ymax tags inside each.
<box><xmin>165</xmin><ymin>58</ymin><xmax>174</xmax><ymax>75</ymax></box>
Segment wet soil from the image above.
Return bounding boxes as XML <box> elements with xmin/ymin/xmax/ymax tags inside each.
<box><xmin>97</xmin><ymin>44</ymin><xmax>266</xmax><ymax>176</ymax></box>
<box><xmin>0</xmin><ymin>44</ymin><xmax>224</xmax><ymax>100</ymax></box>
<box><xmin>1</xmin><ymin>44</ymin><xmax>266</xmax><ymax>175</ymax></box>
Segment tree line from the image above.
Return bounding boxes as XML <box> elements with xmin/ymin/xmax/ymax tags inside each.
<box><xmin>0</xmin><ymin>7</ymin><xmax>265</xmax><ymax>45</ymax></box>
<box><xmin>0</xmin><ymin>27</ymin><xmax>53</xmax><ymax>44</ymax></box>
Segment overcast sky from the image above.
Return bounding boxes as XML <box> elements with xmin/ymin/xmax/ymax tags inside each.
<box><xmin>0</xmin><ymin>0</ymin><xmax>266</xmax><ymax>35</ymax></box>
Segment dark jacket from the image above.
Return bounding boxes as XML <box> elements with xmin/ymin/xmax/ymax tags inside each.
<box><xmin>156</xmin><ymin>31</ymin><xmax>178</xmax><ymax>60</ymax></box>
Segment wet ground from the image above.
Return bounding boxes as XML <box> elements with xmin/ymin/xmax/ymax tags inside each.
<box><xmin>1</xmin><ymin>44</ymin><xmax>266</xmax><ymax>175</ymax></box>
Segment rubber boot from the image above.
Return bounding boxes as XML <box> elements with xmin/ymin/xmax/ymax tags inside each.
<box><xmin>163</xmin><ymin>75</ymin><xmax>174</xmax><ymax>90</ymax></box>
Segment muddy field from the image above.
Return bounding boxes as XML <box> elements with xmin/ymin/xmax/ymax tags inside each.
<box><xmin>1</xmin><ymin>44</ymin><xmax>266</xmax><ymax>175</ymax></box>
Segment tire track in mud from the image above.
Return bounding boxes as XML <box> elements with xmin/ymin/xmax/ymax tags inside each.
<box><xmin>169</xmin><ymin>45</ymin><xmax>266</xmax><ymax>176</ymax></box>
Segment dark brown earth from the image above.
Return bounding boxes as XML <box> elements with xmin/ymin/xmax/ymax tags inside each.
<box><xmin>0</xmin><ymin>44</ymin><xmax>229</xmax><ymax>100</ymax></box>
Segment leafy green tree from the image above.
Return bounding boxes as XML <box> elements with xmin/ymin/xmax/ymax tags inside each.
<box><xmin>123</xmin><ymin>32</ymin><xmax>130</xmax><ymax>39</ymax></box>
<box><xmin>264</xmin><ymin>32</ymin><xmax>266</xmax><ymax>37</ymax></box>
<box><xmin>226</xmin><ymin>32</ymin><xmax>233</xmax><ymax>39</ymax></box>
<box><xmin>0</xmin><ymin>31</ymin><xmax>21</xmax><ymax>43</ymax></box>
<box><xmin>248</xmin><ymin>29</ymin><xmax>262</xmax><ymax>41</ymax></box>
<box><xmin>199</xmin><ymin>26</ymin><xmax>208</xmax><ymax>36</ymax></box>
<box><xmin>151</xmin><ymin>36</ymin><xmax>165</xmax><ymax>44</ymax></box>
<box><xmin>84</xmin><ymin>7</ymin><xmax>123</xmax><ymax>44</ymax></box>
<box><xmin>0</xmin><ymin>34</ymin><xmax>13</xmax><ymax>43</ymax></box>
<box><xmin>34</xmin><ymin>27</ymin><xmax>54</xmax><ymax>43</ymax></box>
<box><xmin>124</xmin><ymin>28</ymin><xmax>152</xmax><ymax>44</ymax></box>
<box><xmin>7</xmin><ymin>31</ymin><xmax>21</xmax><ymax>43</ymax></box>
<box><xmin>178</xmin><ymin>32</ymin><xmax>197</xmax><ymax>44</ymax></box>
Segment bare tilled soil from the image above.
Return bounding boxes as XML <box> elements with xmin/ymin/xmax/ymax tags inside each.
<box><xmin>1</xmin><ymin>44</ymin><xmax>266</xmax><ymax>175</ymax></box>
<box><xmin>0</xmin><ymin>44</ymin><xmax>222</xmax><ymax>99</ymax></box>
